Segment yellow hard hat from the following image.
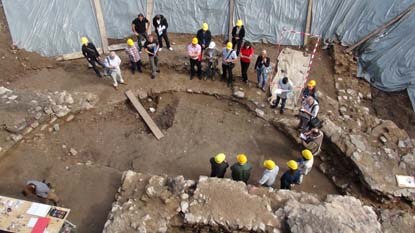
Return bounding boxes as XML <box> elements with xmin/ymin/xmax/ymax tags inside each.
<box><xmin>287</xmin><ymin>160</ymin><xmax>298</xmax><ymax>170</ymax></box>
<box><xmin>237</xmin><ymin>154</ymin><xmax>247</xmax><ymax>165</ymax></box>
<box><xmin>127</xmin><ymin>38</ymin><xmax>134</xmax><ymax>46</ymax></box>
<box><xmin>214</xmin><ymin>153</ymin><xmax>226</xmax><ymax>164</ymax></box>
<box><xmin>226</xmin><ymin>42</ymin><xmax>233</xmax><ymax>49</ymax></box>
<box><xmin>302</xmin><ymin>149</ymin><xmax>313</xmax><ymax>160</ymax></box>
<box><xmin>192</xmin><ymin>37</ymin><xmax>198</xmax><ymax>45</ymax></box>
<box><xmin>81</xmin><ymin>37</ymin><xmax>89</xmax><ymax>45</ymax></box>
<box><xmin>307</xmin><ymin>80</ymin><xmax>316</xmax><ymax>87</ymax></box>
<box><xmin>202</xmin><ymin>23</ymin><xmax>209</xmax><ymax>31</ymax></box>
<box><xmin>263</xmin><ymin>160</ymin><xmax>276</xmax><ymax>170</ymax></box>
<box><xmin>236</xmin><ymin>19</ymin><xmax>243</xmax><ymax>27</ymax></box>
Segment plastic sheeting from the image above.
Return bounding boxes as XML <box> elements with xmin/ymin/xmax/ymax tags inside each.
<box><xmin>233</xmin><ymin>0</ymin><xmax>308</xmax><ymax>44</ymax></box>
<box><xmin>358</xmin><ymin>12</ymin><xmax>415</xmax><ymax>109</ymax></box>
<box><xmin>311</xmin><ymin>0</ymin><xmax>415</xmax><ymax>45</ymax></box>
<box><xmin>2</xmin><ymin>0</ymin><xmax>102</xmax><ymax>57</ymax></box>
<box><xmin>152</xmin><ymin>0</ymin><xmax>229</xmax><ymax>36</ymax></box>
<box><xmin>101</xmin><ymin>0</ymin><xmax>147</xmax><ymax>39</ymax></box>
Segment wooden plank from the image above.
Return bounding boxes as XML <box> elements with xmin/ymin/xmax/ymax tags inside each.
<box><xmin>57</xmin><ymin>44</ymin><xmax>126</xmax><ymax>61</ymax></box>
<box><xmin>146</xmin><ymin>0</ymin><xmax>154</xmax><ymax>35</ymax></box>
<box><xmin>228</xmin><ymin>0</ymin><xmax>235</xmax><ymax>41</ymax></box>
<box><xmin>345</xmin><ymin>3</ymin><xmax>415</xmax><ymax>53</ymax></box>
<box><xmin>92</xmin><ymin>0</ymin><xmax>109</xmax><ymax>53</ymax></box>
<box><xmin>304</xmin><ymin>0</ymin><xmax>313</xmax><ymax>46</ymax></box>
<box><xmin>125</xmin><ymin>90</ymin><xmax>164</xmax><ymax>140</ymax></box>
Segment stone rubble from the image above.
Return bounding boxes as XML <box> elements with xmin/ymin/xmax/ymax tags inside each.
<box><xmin>103</xmin><ymin>172</ymin><xmax>395</xmax><ymax>233</ymax></box>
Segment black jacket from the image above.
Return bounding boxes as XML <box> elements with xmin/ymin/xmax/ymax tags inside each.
<box><xmin>210</xmin><ymin>157</ymin><xmax>229</xmax><ymax>178</ymax></box>
<box><xmin>196</xmin><ymin>29</ymin><xmax>212</xmax><ymax>48</ymax></box>
<box><xmin>82</xmin><ymin>42</ymin><xmax>99</xmax><ymax>59</ymax></box>
<box><xmin>153</xmin><ymin>15</ymin><xmax>168</xmax><ymax>32</ymax></box>
<box><xmin>232</xmin><ymin>26</ymin><xmax>245</xmax><ymax>40</ymax></box>
<box><xmin>254</xmin><ymin>56</ymin><xmax>270</xmax><ymax>70</ymax></box>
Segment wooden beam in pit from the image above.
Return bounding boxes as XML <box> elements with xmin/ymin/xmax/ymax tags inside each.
<box><xmin>125</xmin><ymin>90</ymin><xmax>164</xmax><ymax>140</ymax></box>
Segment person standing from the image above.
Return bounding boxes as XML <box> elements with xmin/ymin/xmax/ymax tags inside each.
<box><xmin>144</xmin><ymin>34</ymin><xmax>160</xmax><ymax>79</ymax></box>
<box><xmin>204</xmin><ymin>41</ymin><xmax>220</xmax><ymax>80</ymax></box>
<box><xmin>231</xmin><ymin>19</ymin><xmax>245</xmax><ymax>55</ymax></box>
<box><xmin>153</xmin><ymin>14</ymin><xmax>173</xmax><ymax>51</ymax></box>
<box><xmin>230</xmin><ymin>154</ymin><xmax>252</xmax><ymax>184</ymax></box>
<box><xmin>187</xmin><ymin>37</ymin><xmax>202</xmax><ymax>80</ymax></box>
<box><xmin>254</xmin><ymin>50</ymin><xmax>271</xmax><ymax>91</ymax></box>
<box><xmin>125</xmin><ymin>39</ymin><xmax>142</xmax><ymax>74</ymax></box>
<box><xmin>81</xmin><ymin>37</ymin><xmax>105</xmax><ymax>78</ymax></box>
<box><xmin>239</xmin><ymin>41</ymin><xmax>254</xmax><ymax>83</ymax></box>
<box><xmin>297</xmin><ymin>149</ymin><xmax>314</xmax><ymax>184</ymax></box>
<box><xmin>271</xmin><ymin>76</ymin><xmax>293</xmax><ymax>114</ymax></box>
<box><xmin>280</xmin><ymin>160</ymin><xmax>301</xmax><ymax>190</ymax></box>
<box><xmin>221</xmin><ymin>42</ymin><xmax>237</xmax><ymax>87</ymax></box>
<box><xmin>22</xmin><ymin>180</ymin><xmax>60</xmax><ymax>206</ymax></box>
<box><xmin>258</xmin><ymin>160</ymin><xmax>279</xmax><ymax>187</ymax></box>
<box><xmin>104</xmin><ymin>51</ymin><xmax>125</xmax><ymax>89</ymax></box>
<box><xmin>196</xmin><ymin>23</ymin><xmax>212</xmax><ymax>51</ymax></box>
<box><xmin>210</xmin><ymin>153</ymin><xmax>229</xmax><ymax>178</ymax></box>
<box><xmin>131</xmin><ymin>13</ymin><xmax>150</xmax><ymax>51</ymax></box>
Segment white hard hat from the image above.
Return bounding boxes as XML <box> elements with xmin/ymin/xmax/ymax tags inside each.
<box><xmin>208</xmin><ymin>41</ymin><xmax>216</xmax><ymax>49</ymax></box>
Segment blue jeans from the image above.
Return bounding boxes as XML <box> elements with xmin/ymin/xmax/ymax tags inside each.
<box><xmin>257</xmin><ymin>69</ymin><xmax>268</xmax><ymax>89</ymax></box>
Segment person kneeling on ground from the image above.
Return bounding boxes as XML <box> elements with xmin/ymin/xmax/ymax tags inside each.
<box><xmin>125</xmin><ymin>39</ymin><xmax>142</xmax><ymax>74</ymax></box>
<box><xmin>144</xmin><ymin>34</ymin><xmax>160</xmax><ymax>79</ymax></box>
<box><xmin>187</xmin><ymin>37</ymin><xmax>202</xmax><ymax>80</ymax></box>
<box><xmin>300</xmin><ymin>128</ymin><xmax>324</xmax><ymax>155</ymax></box>
<box><xmin>258</xmin><ymin>160</ymin><xmax>279</xmax><ymax>188</ymax></box>
<box><xmin>297</xmin><ymin>149</ymin><xmax>314</xmax><ymax>184</ymax></box>
<box><xmin>280</xmin><ymin>160</ymin><xmax>301</xmax><ymax>190</ymax></box>
<box><xmin>254</xmin><ymin>50</ymin><xmax>271</xmax><ymax>92</ymax></box>
<box><xmin>298</xmin><ymin>96</ymin><xmax>319</xmax><ymax>131</ymax></box>
<box><xmin>22</xmin><ymin>180</ymin><xmax>60</xmax><ymax>206</ymax></box>
<box><xmin>104</xmin><ymin>51</ymin><xmax>125</xmax><ymax>89</ymax></box>
<box><xmin>231</xmin><ymin>154</ymin><xmax>252</xmax><ymax>184</ymax></box>
<box><xmin>271</xmin><ymin>76</ymin><xmax>293</xmax><ymax>114</ymax></box>
<box><xmin>221</xmin><ymin>42</ymin><xmax>237</xmax><ymax>87</ymax></box>
<box><xmin>204</xmin><ymin>41</ymin><xmax>220</xmax><ymax>80</ymax></box>
<box><xmin>81</xmin><ymin>37</ymin><xmax>105</xmax><ymax>78</ymax></box>
<box><xmin>210</xmin><ymin>153</ymin><xmax>229</xmax><ymax>178</ymax></box>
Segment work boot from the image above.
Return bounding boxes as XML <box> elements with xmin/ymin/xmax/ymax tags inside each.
<box><xmin>280</xmin><ymin>109</ymin><xmax>284</xmax><ymax>114</ymax></box>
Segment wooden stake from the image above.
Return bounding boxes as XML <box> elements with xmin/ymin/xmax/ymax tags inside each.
<box><xmin>146</xmin><ymin>0</ymin><xmax>154</xmax><ymax>35</ymax></box>
<box><xmin>228</xmin><ymin>0</ymin><xmax>235</xmax><ymax>41</ymax></box>
<box><xmin>304</xmin><ymin>0</ymin><xmax>313</xmax><ymax>46</ymax></box>
<box><xmin>346</xmin><ymin>3</ymin><xmax>415</xmax><ymax>53</ymax></box>
<box><xmin>92</xmin><ymin>0</ymin><xmax>109</xmax><ymax>53</ymax></box>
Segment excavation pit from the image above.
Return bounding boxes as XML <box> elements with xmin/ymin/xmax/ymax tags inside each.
<box><xmin>0</xmin><ymin>92</ymin><xmax>338</xmax><ymax>232</ymax></box>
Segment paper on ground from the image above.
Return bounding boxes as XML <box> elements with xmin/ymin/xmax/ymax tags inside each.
<box><xmin>396</xmin><ymin>175</ymin><xmax>415</xmax><ymax>188</ymax></box>
<box><xmin>26</xmin><ymin>203</ymin><xmax>51</xmax><ymax>217</ymax></box>
<box><xmin>27</xmin><ymin>217</ymin><xmax>38</xmax><ymax>227</ymax></box>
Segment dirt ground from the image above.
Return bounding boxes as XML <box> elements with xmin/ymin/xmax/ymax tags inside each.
<box><xmin>0</xmin><ymin>4</ymin><xmax>414</xmax><ymax>233</ymax></box>
<box><xmin>0</xmin><ymin>92</ymin><xmax>337</xmax><ymax>232</ymax></box>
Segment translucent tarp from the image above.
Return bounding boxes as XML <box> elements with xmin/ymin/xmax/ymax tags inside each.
<box><xmin>233</xmin><ymin>0</ymin><xmax>308</xmax><ymax>44</ymax></box>
<box><xmin>101</xmin><ymin>0</ymin><xmax>147</xmax><ymax>39</ymax></box>
<box><xmin>152</xmin><ymin>0</ymin><xmax>229</xmax><ymax>36</ymax></box>
<box><xmin>311</xmin><ymin>0</ymin><xmax>415</xmax><ymax>45</ymax></box>
<box><xmin>2</xmin><ymin>0</ymin><xmax>102</xmax><ymax>57</ymax></box>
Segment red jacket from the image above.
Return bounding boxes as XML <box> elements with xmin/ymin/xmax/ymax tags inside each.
<box><xmin>240</xmin><ymin>47</ymin><xmax>254</xmax><ymax>63</ymax></box>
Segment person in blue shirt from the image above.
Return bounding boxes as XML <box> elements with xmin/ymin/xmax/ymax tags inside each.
<box><xmin>280</xmin><ymin>160</ymin><xmax>301</xmax><ymax>190</ymax></box>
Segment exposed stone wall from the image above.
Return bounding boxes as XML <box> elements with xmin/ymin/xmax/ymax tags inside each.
<box><xmin>103</xmin><ymin>171</ymin><xmax>393</xmax><ymax>233</ymax></box>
